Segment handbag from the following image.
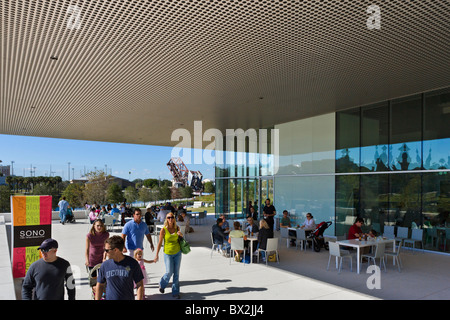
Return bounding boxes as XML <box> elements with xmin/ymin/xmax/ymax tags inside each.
<box><xmin>179</xmin><ymin>237</ymin><xmax>191</xmax><ymax>254</ymax></box>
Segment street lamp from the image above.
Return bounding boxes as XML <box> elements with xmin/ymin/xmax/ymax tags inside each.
<box><xmin>68</xmin><ymin>162</ymin><xmax>71</xmax><ymax>181</ymax></box>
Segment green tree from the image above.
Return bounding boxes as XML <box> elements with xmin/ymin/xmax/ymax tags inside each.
<box><xmin>204</xmin><ymin>181</ymin><xmax>215</xmax><ymax>193</ymax></box>
<box><xmin>179</xmin><ymin>186</ymin><xmax>193</xmax><ymax>198</ymax></box>
<box><xmin>0</xmin><ymin>186</ymin><xmax>11</xmax><ymax>212</ymax></box>
<box><xmin>124</xmin><ymin>186</ymin><xmax>138</xmax><ymax>204</ymax></box>
<box><xmin>143</xmin><ymin>178</ymin><xmax>159</xmax><ymax>189</ymax></box>
<box><xmin>83</xmin><ymin>170</ymin><xmax>111</xmax><ymax>205</ymax></box>
<box><xmin>138</xmin><ymin>188</ymin><xmax>153</xmax><ymax>206</ymax></box>
<box><xmin>158</xmin><ymin>186</ymin><xmax>171</xmax><ymax>201</ymax></box>
<box><xmin>62</xmin><ymin>183</ymin><xmax>85</xmax><ymax>208</ymax></box>
<box><xmin>107</xmin><ymin>183</ymin><xmax>124</xmax><ymax>204</ymax></box>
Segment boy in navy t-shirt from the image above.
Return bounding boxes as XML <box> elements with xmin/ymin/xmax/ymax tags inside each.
<box><xmin>96</xmin><ymin>236</ymin><xmax>144</xmax><ymax>300</ymax></box>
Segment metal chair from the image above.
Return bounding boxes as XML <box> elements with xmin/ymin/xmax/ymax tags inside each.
<box><xmin>395</xmin><ymin>227</ymin><xmax>409</xmax><ymax>246</ymax></box>
<box><xmin>103</xmin><ymin>215</ymin><xmax>115</xmax><ymax>232</ymax></box>
<box><xmin>403</xmin><ymin>228</ymin><xmax>424</xmax><ymax>253</ymax></box>
<box><xmin>327</xmin><ymin>242</ymin><xmax>353</xmax><ymax>273</ymax></box>
<box><xmin>296</xmin><ymin>228</ymin><xmax>313</xmax><ymax>251</ymax></box>
<box><xmin>425</xmin><ymin>228</ymin><xmax>438</xmax><ymax>249</ymax></box>
<box><xmin>257</xmin><ymin>238</ymin><xmax>279</xmax><ymax>265</ymax></box>
<box><xmin>361</xmin><ymin>242</ymin><xmax>386</xmax><ymax>272</ymax></box>
<box><xmin>384</xmin><ymin>241</ymin><xmax>403</xmax><ymax>272</ymax></box>
<box><xmin>230</xmin><ymin>237</ymin><xmax>246</xmax><ymax>265</ymax></box>
<box><xmin>383</xmin><ymin>225</ymin><xmax>395</xmax><ymax>239</ymax></box>
<box><xmin>210</xmin><ymin>233</ymin><xmax>222</xmax><ymax>258</ymax></box>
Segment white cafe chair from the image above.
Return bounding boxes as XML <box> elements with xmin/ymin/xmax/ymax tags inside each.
<box><xmin>395</xmin><ymin>227</ymin><xmax>409</xmax><ymax>246</ymax></box>
<box><xmin>210</xmin><ymin>233</ymin><xmax>222</xmax><ymax>258</ymax></box>
<box><xmin>384</xmin><ymin>241</ymin><xmax>403</xmax><ymax>272</ymax></box>
<box><xmin>296</xmin><ymin>228</ymin><xmax>313</xmax><ymax>251</ymax></box>
<box><xmin>403</xmin><ymin>228</ymin><xmax>424</xmax><ymax>253</ymax></box>
<box><xmin>327</xmin><ymin>242</ymin><xmax>353</xmax><ymax>274</ymax></box>
<box><xmin>230</xmin><ymin>237</ymin><xmax>246</xmax><ymax>265</ymax></box>
<box><xmin>103</xmin><ymin>215</ymin><xmax>115</xmax><ymax>232</ymax></box>
<box><xmin>257</xmin><ymin>238</ymin><xmax>279</xmax><ymax>265</ymax></box>
<box><xmin>361</xmin><ymin>242</ymin><xmax>386</xmax><ymax>272</ymax></box>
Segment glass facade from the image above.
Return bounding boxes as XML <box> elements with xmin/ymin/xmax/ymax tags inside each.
<box><xmin>216</xmin><ymin>87</ymin><xmax>450</xmax><ymax>252</ymax></box>
<box><xmin>336</xmin><ymin>88</ymin><xmax>450</xmax><ymax>252</ymax></box>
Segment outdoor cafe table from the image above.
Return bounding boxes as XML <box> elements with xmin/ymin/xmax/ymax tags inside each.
<box><xmin>336</xmin><ymin>238</ymin><xmax>396</xmax><ymax>274</ymax></box>
<box><xmin>246</xmin><ymin>234</ymin><xmax>258</xmax><ymax>264</ymax></box>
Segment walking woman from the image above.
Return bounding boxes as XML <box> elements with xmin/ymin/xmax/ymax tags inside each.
<box><xmin>85</xmin><ymin>219</ymin><xmax>109</xmax><ymax>277</ymax></box>
<box><xmin>154</xmin><ymin>212</ymin><xmax>183</xmax><ymax>299</ymax></box>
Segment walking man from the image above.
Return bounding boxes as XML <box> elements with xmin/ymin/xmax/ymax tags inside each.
<box><xmin>122</xmin><ymin>208</ymin><xmax>154</xmax><ymax>257</ymax></box>
<box><xmin>22</xmin><ymin>238</ymin><xmax>76</xmax><ymax>300</ymax></box>
<box><xmin>96</xmin><ymin>235</ymin><xmax>144</xmax><ymax>300</ymax></box>
<box><xmin>58</xmin><ymin>196</ymin><xmax>69</xmax><ymax>224</ymax></box>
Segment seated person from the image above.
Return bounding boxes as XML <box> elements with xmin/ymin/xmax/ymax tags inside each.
<box><xmin>257</xmin><ymin>219</ymin><xmax>273</xmax><ymax>261</ymax></box>
<box><xmin>220</xmin><ymin>214</ymin><xmax>230</xmax><ymax>239</ymax></box>
<box><xmin>181</xmin><ymin>212</ymin><xmax>194</xmax><ymax>233</ymax></box>
<box><xmin>228</xmin><ymin>221</ymin><xmax>248</xmax><ymax>261</ymax></box>
<box><xmin>300</xmin><ymin>213</ymin><xmax>316</xmax><ymax>230</ymax></box>
<box><xmin>212</xmin><ymin>218</ymin><xmax>230</xmax><ymax>253</ymax></box>
<box><xmin>367</xmin><ymin>229</ymin><xmax>378</xmax><ymax>239</ymax></box>
<box><xmin>281</xmin><ymin>210</ymin><xmax>296</xmax><ymax>246</ymax></box>
<box><xmin>348</xmin><ymin>217</ymin><xmax>369</xmax><ymax>254</ymax></box>
<box><xmin>245</xmin><ymin>217</ymin><xmax>259</xmax><ymax>235</ymax></box>
<box><xmin>348</xmin><ymin>217</ymin><xmax>365</xmax><ymax>240</ymax></box>
<box><xmin>247</xmin><ymin>206</ymin><xmax>258</xmax><ymax>221</ymax></box>
<box><xmin>89</xmin><ymin>207</ymin><xmax>98</xmax><ymax>224</ymax></box>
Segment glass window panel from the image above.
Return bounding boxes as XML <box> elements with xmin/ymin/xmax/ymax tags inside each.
<box><xmin>360</xmin><ymin>174</ymin><xmax>389</xmax><ymax>234</ymax></box>
<box><xmin>422</xmin><ymin>172</ymin><xmax>450</xmax><ymax>252</ymax></box>
<box><xmin>335</xmin><ymin>175</ymin><xmax>360</xmax><ymax>236</ymax></box>
<box><xmin>336</xmin><ymin>109</ymin><xmax>360</xmax><ymax>173</ymax></box>
<box><xmin>424</xmin><ymin>88</ymin><xmax>450</xmax><ymax>169</ymax></box>
<box><xmin>275</xmin><ymin>175</ymin><xmax>335</xmax><ymax>235</ymax></box>
<box><xmin>389</xmin><ymin>95</ymin><xmax>422</xmax><ymax>170</ymax></box>
<box><xmin>389</xmin><ymin>173</ymin><xmax>422</xmax><ymax>228</ymax></box>
<box><xmin>361</xmin><ymin>103</ymin><xmax>389</xmax><ymax>171</ymax></box>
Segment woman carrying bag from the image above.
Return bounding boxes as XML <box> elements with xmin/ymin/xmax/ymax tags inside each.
<box><xmin>154</xmin><ymin>212</ymin><xmax>183</xmax><ymax>299</ymax></box>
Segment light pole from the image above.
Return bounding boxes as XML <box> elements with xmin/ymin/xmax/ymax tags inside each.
<box><xmin>68</xmin><ymin>162</ymin><xmax>71</xmax><ymax>181</ymax></box>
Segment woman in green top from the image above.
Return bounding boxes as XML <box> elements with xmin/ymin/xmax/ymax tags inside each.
<box><xmin>155</xmin><ymin>212</ymin><xmax>183</xmax><ymax>299</ymax></box>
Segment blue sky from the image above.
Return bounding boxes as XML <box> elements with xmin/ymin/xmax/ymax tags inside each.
<box><xmin>0</xmin><ymin>134</ymin><xmax>214</xmax><ymax>181</ymax></box>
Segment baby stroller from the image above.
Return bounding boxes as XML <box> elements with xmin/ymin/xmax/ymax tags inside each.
<box><xmin>308</xmin><ymin>221</ymin><xmax>332</xmax><ymax>252</ymax></box>
<box><xmin>64</xmin><ymin>209</ymin><xmax>76</xmax><ymax>224</ymax></box>
<box><xmin>87</xmin><ymin>263</ymin><xmax>104</xmax><ymax>300</ymax></box>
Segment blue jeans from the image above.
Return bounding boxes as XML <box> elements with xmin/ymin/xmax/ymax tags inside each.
<box><xmin>59</xmin><ymin>211</ymin><xmax>66</xmax><ymax>223</ymax></box>
<box><xmin>160</xmin><ymin>250</ymin><xmax>182</xmax><ymax>296</ymax></box>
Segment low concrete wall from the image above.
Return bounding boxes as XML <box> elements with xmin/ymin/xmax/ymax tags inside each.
<box><xmin>1</xmin><ymin>210</ymin><xmax>89</xmax><ymax>223</ymax></box>
<box><xmin>0</xmin><ymin>220</ymin><xmax>15</xmax><ymax>299</ymax></box>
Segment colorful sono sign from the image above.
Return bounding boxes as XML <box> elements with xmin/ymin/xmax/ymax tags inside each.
<box><xmin>11</xmin><ymin>196</ymin><xmax>52</xmax><ymax>278</ymax></box>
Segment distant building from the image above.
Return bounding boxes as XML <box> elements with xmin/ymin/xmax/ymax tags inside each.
<box><xmin>0</xmin><ymin>165</ymin><xmax>11</xmax><ymax>177</ymax></box>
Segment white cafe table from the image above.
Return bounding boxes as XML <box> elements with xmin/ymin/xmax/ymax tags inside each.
<box><xmin>246</xmin><ymin>235</ymin><xmax>258</xmax><ymax>264</ymax></box>
<box><xmin>336</xmin><ymin>238</ymin><xmax>395</xmax><ymax>274</ymax></box>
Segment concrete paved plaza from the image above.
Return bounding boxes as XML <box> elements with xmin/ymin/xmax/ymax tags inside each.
<box><xmin>10</xmin><ymin>215</ymin><xmax>449</xmax><ymax>301</ymax></box>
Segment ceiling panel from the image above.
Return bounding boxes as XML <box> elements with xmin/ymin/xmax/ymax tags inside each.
<box><xmin>1</xmin><ymin>0</ymin><xmax>449</xmax><ymax>147</ymax></box>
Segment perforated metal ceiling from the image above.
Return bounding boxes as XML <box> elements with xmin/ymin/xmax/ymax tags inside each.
<box><xmin>1</xmin><ymin>0</ymin><xmax>449</xmax><ymax>147</ymax></box>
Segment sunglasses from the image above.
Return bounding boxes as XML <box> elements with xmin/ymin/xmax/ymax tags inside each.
<box><xmin>104</xmin><ymin>248</ymin><xmax>116</xmax><ymax>253</ymax></box>
<box><xmin>40</xmin><ymin>248</ymin><xmax>55</xmax><ymax>253</ymax></box>
<box><xmin>167</xmin><ymin>216</ymin><xmax>175</xmax><ymax>220</ymax></box>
